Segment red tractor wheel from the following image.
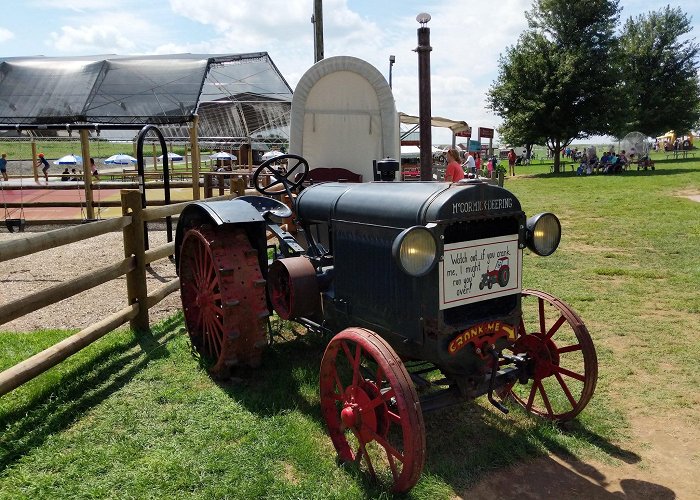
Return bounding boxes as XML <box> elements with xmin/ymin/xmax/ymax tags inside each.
<box><xmin>179</xmin><ymin>226</ymin><xmax>269</xmax><ymax>377</ymax></box>
<box><xmin>319</xmin><ymin>328</ymin><xmax>425</xmax><ymax>493</ymax></box>
<box><xmin>501</xmin><ymin>289</ymin><xmax>597</xmax><ymax>422</ymax></box>
<box><xmin>498</xmin><ymin>267</ymin><xmax>510</xmax><ymax>287</ymax></box>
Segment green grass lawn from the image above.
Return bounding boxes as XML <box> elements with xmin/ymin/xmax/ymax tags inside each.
<box><xmin>0</xmin><ymin>153</ymin><xmax>698</xmax><ymax>498</ymax></box>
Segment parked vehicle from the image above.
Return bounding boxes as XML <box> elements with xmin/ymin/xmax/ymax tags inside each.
<box><xmin>174</xmin><ymin>154</ymin><xmax>598</xmax><ymax>493</ymax></box>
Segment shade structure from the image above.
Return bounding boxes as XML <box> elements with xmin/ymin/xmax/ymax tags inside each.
<box><xmin>261</xmin><ymin>150</ymin><xmax>284</xmax><ymax>160</ymax></box>
<box><xmin>0</xmin><ymin>53</ymin><xmax>293</xmax><ymax>150</ymax></box>
<box><xmin>53</xmin><ymin>154</ymin><xmax>83</xmax><ymax>165</ymax></box>
<box><xmin>158</xmin><ymin>152</ymin><xmax>184</xmax><ymax>161</ymax></box>
<box><xmin>104</xmin><ymin>153</ymin><xmax>137</xmax><ymax>165</ymax></box>
<box><xmin>209</xmin><ymin>152</ymin><xmax>237</xmax><ymax>160</ymax></box>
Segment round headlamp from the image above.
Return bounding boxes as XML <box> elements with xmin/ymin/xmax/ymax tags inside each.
<box><xmin>392</xmin><ymin>226</ymin><xmax>438</xmax><ymax>277</ymax></box>
<box><xmin>526</xmin><ymin>213</ymin><xmax>561</xmax><ymax>256</ymax></box>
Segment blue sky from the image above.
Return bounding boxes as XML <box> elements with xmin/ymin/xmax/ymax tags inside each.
<box><xmin>1</xmin><ymin>0</ymin><xmax>698</xmax><ymax>144</ymax></box>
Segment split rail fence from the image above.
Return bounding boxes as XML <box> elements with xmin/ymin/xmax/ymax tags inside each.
<box><xmin>0</xmin><ymin>183</ymin><xmax>246</xmax><ymax>397</ymax></box>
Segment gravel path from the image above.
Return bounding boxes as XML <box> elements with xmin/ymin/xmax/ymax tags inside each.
<box><xmin>0</xmin><ymin>226</ymin><xmax>181</xmax><ymax>332</ymax></box>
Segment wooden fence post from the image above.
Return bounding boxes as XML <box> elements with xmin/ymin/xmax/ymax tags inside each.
<box><xmin>79</xmin><ymin>129</ymin><xmax>95</xmax><ymax>220</ymax></box>
<box><xmin>232</xmin><ymin>177</ymin><xmax>246</xmax><ymax>197</ymax></box>
<box><xmin>121</xmin><ymin>189</ymin><xmax>149</xmax><ymax>332</ymax></box>
<box><xmin>31</xmin><ymin>139</ymin><xmax>38</xmax><ymax>182</ymax></box>
<box><xmin>189</xmin><ymin>115</ymin><xmax>201</xmax><ymax>200</ymax></box>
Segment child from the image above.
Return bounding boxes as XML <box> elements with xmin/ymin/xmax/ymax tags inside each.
<box><xmin>36</xmin><ymin>153</ymin><xmax>50</xmax><ymax>181</ymax></box>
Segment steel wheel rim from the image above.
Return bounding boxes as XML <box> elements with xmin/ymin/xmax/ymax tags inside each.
<box><xmin>319</xmin><ymin>327</ymin><xmax>425</xmax><ymax>493</ymax></box>
<box><xmin>180</xmin><ymin>227</ymin><xmax>224</xmax><ymax>360</ymax></box>
<box><xmin>179</xmin><ymin>226</ymin><xmax>269</xmax><ymax>375</ymax></box>
<box><xmin>503</xmin><ymin>289</ymin><xmax>598</xmax><ymax>421</ymax></box>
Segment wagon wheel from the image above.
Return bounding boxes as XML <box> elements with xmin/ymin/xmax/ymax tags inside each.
<box><xmin>500</xmin><ymin>289</ymin><xmax>597</xmax><ymax>422</ymax></box>
<box><xmin>319</xmin><ymin>327</ymin><xmax>426</xmax><ymax>493</ymax></box>
<box><xmin>179</xmin><ymin>226</ymin><xmax>269</xmax><ymax>377</ymax></box>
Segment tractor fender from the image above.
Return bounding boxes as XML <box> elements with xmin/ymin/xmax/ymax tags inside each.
<box><xmin>175</xmin><ymin>199</ymin><xmax>266</xmax><ymax>273</ymax></box>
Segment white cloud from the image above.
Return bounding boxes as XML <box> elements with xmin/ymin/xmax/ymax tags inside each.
<box><xmin>47</xmin><ymin>12</ymin><xmax>164</xmax><ymax>54</ymax></box>
<box><xmin>161</xmin><ymin>0</ymin><xmax>526</xmax><ymax>137</ymax></box>
<box><xmin>0</xmin><ymin>28</ymin><xmax>14</xmax><ymax>43</ymax></box>
<box><xmin>31</xmin><ymin>0</ymin><xmax>122</xmax><ymax>13</ymax></box>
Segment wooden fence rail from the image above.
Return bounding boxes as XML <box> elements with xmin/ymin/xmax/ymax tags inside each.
<box><xmin>0</xmin><ymin>188</ymin><xmax>242</xmax><ymax>397</ymax></box>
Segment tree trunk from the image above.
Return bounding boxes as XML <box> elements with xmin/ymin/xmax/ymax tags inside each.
<box><xmin>553</xmin><ymin>138</ymin><xmax>561</xmax><ymax>173</ymax></box>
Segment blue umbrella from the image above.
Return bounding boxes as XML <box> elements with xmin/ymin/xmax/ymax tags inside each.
<box><xmin>104</xmin><ymin>153</ymin><xmax>137</xmax><ymax>165</ymax></box>
<box><xmin>53</xmin><ymin>154</ymin><xmax>83</xmax><ymax>165</ymax></box>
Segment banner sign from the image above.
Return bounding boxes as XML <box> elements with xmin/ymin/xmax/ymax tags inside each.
<box><xmin>478</xmin><ymin>127</ymin><xmax>494</xmax><ymax>139</ymax></box>
<box><xmin>455</xmin><ymin>127</ymin><xmax>472</xmax><ymax>137</ymax></box>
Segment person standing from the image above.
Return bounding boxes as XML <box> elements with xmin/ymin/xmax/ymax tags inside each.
<box><xmin>465</xmin><ymin>152</ymin><xmax>476</xmax><ymax>175</ymax></box>
<box><xmin>0</xmin><ymin>153</ymin><xmax>8</xmax><ymax>181</ymax></box>
<box><xmin>90</xmin><ymin>157</ymin><xmax>99</xmax><ymax>180</ymax></box>
<box><xmin>36</xmin><ymin>153</ymin><xmax>50</xmax><ymax>181</ymax></box>
<box><xmin>444</xmin><ymin>148</ymin><xmax>465</xmax><ymax>182</ymax></box>
<box><xmin>507</xmin><ymin>148</ymin><xmax>517</xmax><ymax>176</ymax></box>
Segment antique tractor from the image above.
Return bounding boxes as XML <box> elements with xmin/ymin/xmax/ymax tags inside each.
<box><xmin>479</xmin><ymin>256</ymin><xmax>510</xmax><ymax>289</ymax></box>
<box><xmin>174</xmin><ymin>154</ymin><xmax>597</xmax><ymax>493</ymax></box>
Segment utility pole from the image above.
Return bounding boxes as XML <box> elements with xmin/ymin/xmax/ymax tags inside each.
<box><xmin>415</xmin><ymin>13</ymin><xmax>432</xmax><ymax>181</ymax></box>
<box><xmin>312</xmin><ymin>0</ymin><xmax>324</xmax><ymax>63</ymax></box>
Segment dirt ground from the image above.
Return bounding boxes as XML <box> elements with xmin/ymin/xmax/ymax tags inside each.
<box><xmin>462</xmin><ymin>412</ymin><xmax>697</xmax><ymax>499</ymax></box>
<box><xmin>0</xmin><ymin>227</ymin><xmax>181</xmax><ymax>332</ymax></box>
<box><xmin>1</xmin><ymin>227</ymin><xmax>698</xmax><ymax>499</ymax></box>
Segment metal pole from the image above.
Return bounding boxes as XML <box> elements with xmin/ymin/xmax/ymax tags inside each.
<box><xmin>389</xmin><ymin>55</ymin><xmax>395</xmax><ymax>89</ymax></box>
<box><xmin>416</xmin><ymin>14</ymin><xmax>433</xmax><ymax>181</ymax></box>
<box><xmin>313</xmin><ymin>0</ymin><xmax>324</xmax><ymax>63</ymax></box>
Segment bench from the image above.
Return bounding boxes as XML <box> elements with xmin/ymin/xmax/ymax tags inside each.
<box><xmin>307</xmin><ymin>167</ymin><xmax>362</xmax><ymax>184</ymax></box>
<box><xmin>550</xmin><ymin>163</ymin><xmax>576</xmax><ymax>173</ymax></box>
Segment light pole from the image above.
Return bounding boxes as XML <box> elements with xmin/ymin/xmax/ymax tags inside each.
<box><xmin>389</xmin><ymin>55</ymin><xmax>395</xmax><ymax>89</ymax></box>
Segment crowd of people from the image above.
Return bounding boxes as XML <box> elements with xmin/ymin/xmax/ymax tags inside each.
<box><xmin>443</xmin><ymin>149</ymin><xmax>503</xmax><ymax>182</ymax></box>
<box><xmin>576</xmin><ymin>148</ymin><xmax>631</xmax><ymax>175</ymax></box>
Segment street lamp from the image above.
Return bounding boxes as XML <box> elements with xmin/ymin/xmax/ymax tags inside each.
<box><xmin>389</xmin><ymin>55</ymin><xmax>395</xmax><ymax>89</ymax></box>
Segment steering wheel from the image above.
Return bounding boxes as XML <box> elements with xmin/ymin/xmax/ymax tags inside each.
<box><xmin>253</xmin><ymin>154</ymin><xmax>309</xmax><ymax>196</ymax></box>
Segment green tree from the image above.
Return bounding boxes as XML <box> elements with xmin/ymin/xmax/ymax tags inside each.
<box><xmin>619</xmin><ymin>6</ymin><xmax>700</xmax><ymax>138</ymax></box>
<box><xmin>488</xmin><ymin>0</ymin><xmax>624</xmax><ymax>172</ymax></box>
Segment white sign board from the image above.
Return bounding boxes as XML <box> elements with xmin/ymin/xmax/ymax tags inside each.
<box><xmin>439</xmin><ymin>234</ymin><xmax>522</xmax><ymax>309</ymax></box>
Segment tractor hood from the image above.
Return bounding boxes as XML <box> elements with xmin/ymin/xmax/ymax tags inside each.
<box><xmin>296</xmin><ymin>180</ymin><xmax>522</xmax><ymax>228</ymax></box>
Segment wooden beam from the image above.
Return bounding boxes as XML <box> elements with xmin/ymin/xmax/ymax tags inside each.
<box><xmin>79</xmin><ymin>129</ymin><xmax>95</xmax><ymax>219</ymax></box>
<box><xmin>189</xmin><ymin>115</ymin><xmax>201</xmax><ymax>200</ymax></box>
<box><xmin>121</xmin><ymin>190</ymin><xmax>149</xmax><ymax>332</ymax></box>
<box><xmin>0</xmin><ymin>216</ymin><xmax>131</xmax><ymax>263</ymax></box>
<box><xmin>0</xmin><ymin>257</ymin><xmax>135</xmax><ymax>327</ymax></box>
<box><xmin>31</xmin><ymin>140</ymin><xmax>38</xmax><ymax>182</ymax></box>
<box><xmin>146</xmin><ymin>278</ymin><xmax>180</xmax><ymax>309</ymax></box>
<box><xmin>0</xmin><ymin>303</ymin><xmax>139</xmax><ymax>397</ymax></box>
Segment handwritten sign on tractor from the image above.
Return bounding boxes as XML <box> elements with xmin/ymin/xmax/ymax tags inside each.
<box><xmin>439</xmin><ymin>234</ymin><xmax>522</xmax><ymax>309</ymax></box>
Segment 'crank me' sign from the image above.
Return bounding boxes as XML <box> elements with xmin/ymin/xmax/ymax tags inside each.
<box><xmin>439</xmin><ymin>234</ymin><xmax>522</xmax><ymax>309</ymax></box>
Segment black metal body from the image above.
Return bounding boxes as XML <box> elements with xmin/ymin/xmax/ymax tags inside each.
<box><xmin>295</xmin><ymin>180</ymin><xmax>525</xmax><ymax>389</ymax></box>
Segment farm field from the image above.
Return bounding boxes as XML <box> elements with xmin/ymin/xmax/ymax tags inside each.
<box><xmin>0</xmin><ymin>153</ymin><xmax>698</xmax><ymax>499</ymax></box>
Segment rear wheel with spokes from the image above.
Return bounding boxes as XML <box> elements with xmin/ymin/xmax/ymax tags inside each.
<box><xmin>319</xmin><ymin>327</ymin><xmax>426</xmax><ymax>493</ymax></box>
<box><xmin>501</xmin><ymin>289</ymin><xmax>597</xmax><ymax>422</ymax></box>
<box><xmin>179</xmin><ymin>226</ymin><xmax>269</xmax><ymax>377</ymax></box>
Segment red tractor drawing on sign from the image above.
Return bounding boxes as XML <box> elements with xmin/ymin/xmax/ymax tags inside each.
<box><xmin>479</xmin><ymin>256</ymin><xmax>510</xmax><ymax>289</ymax></box>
